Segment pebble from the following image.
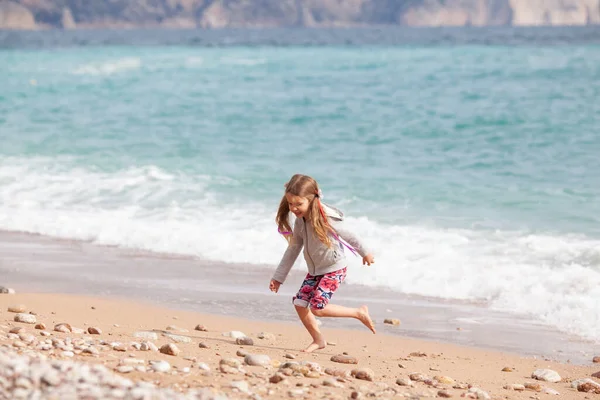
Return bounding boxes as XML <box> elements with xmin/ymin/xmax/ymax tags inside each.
<box><xmin>544</xmin><ymin>388</ymin><xmax>560</xmax><ymax>395</ymax></box>
<box><xmin>163</xmin><ymin>333</ymin><xmax>192</xmax><ymax>343</ymax></box>
<box><xmin>8</xmin><ymin>304</ymin><xmax>26</xmax><ymax>313</ymax></box>
<box><xmin>503</xmin><ymin>383</ymin><xmax>525</xmax><ymax>391</ymax></box>
<box><xmin>0</xmin><ymin>286</ymin><xmax>15</xmax><ymax>294</ymax></box>
<box><xmin>395</xmin><ymin>377</ymin><xmax>414</xmax><ymax>387</ymax></box>
<box><xmin>133</xmin><ymin>331</ymin><xmax>158</xmax><ymax>340</ymax></box>
<box><xmin>434</xmin><ymin>375</ymin><xmax>455</xmax><ymax>385</ymax></box>
<box><xmin>9</xmin><ymin>327</ymin><xmax>25</xmax><ymax>334</ymax></box>
<box><xmin>35</xmin><ymin>323</ymin><xmax>46</xmax><ymax>330</ymax></box>
<box><xmin>579</xmin><ymin>382</ymin><xmax>600</xmax><ymax>393</ymax></box>
<box><xmin>468</xmin><ymin>387</ymin><xmax>490</xmax><ymax>399</ymax></box>
<box><xmin>199</xmin><ymin>342</ymin><xmax>210</xmax><ymax>349</ymax></box>
<box><xmin>592</xmin><ymin>371</ymin><xmax>600</xmax><ymax>378</ymax></box>
<box><xmin>197</xmin><ymin>363</ymin><xmax>210</xmax><ymax>372</ymax></box>
<box><xmin>501</xmin><ymin>366</ymin><xmax>512</xmax><ymax>372</ymax></box>
<box><xmin>88</xmin><ymin>327</ymin><xmax>102</xmax><ymax>335</ymax></box>
<box><xmin>322</xmin><ymin>378</ymin><xmax>344</xmax><ymax>388</ymax></box>
<box><xmin>140</xmin><ymin>341</ymin><xmax>158</xmax><ymax>352</ymax></box>
<box><xmin>14</xmin><ymin>313</ymin><xmax>36</xmax><ymax>324</ymax></box>
<box><xmin>257</xmin><ymin>332</ymin><xmax>275</xmax><ymax>340</ymax></box>
<box><xmin>409</xmin><ymin>352</ymin><xmax>427</xmax><ymax>357</ymax></box>
<box><xmin>194</xmin><ymin>324</ymin><xmax>208</xmax><ymax>332</ymax></box>
<box><xmin>54</xmin><ymin>323</ymin><xmax>72</xmax><ymax>333</ymax></box>
<box><xmin>236</xmin><ymin>349</ymin><xmax>249</xmax><ymax>357</ymax></box>
<box><xmin>270</xmin><ymin>373</ymin><xmax>286</xmax><ymax>383</ymax></box>
<box><xmin>245</xmin><ymin>354</ymin><xmax>271</xmax><ymax>367</ymax></box>
<box><xmin>351</xmin><ymin>368</ymin><xmax>374</xmax><ymax>381</ymax></box>
<box><xmin>165</xmin><ymin>325</ymin><xmax>188</xmax><ymax>332</ymax></box>
<box><xmin>524</xmin><ymin>382</ymin><xmax>542</xmax><ymax>392</ymax></box>
<box><xmin>284</xmin><ymin>353</ymin><xmax>296</xmax><ymax>359</ymax></box>
<box><xmin>324</xmin><ymin>368</ymin><xmax>351</xmax><ymax>378</ymax></box>
<box><xmin>150</xmin><ymin>360</ymin><xmax>171</xmax><ymax>373</ymax></box>
<box><xmin>230</xmin><ymin>380</ymin><xmax>250</xmax><ymax>393</ymax></box>
<box><xmin>116</xmin><ymin>366</ymin><xmax>134</xmax><ymax>373</ymax></box>
<box><xmin>159</xmin><ymin>344</ymin><xmax>180</xmax><ymax>356</ymax></box>
<box><xmin>236</xmin><ymin>337</ymin><xmax>254</xmax><ymax>346</ymax></box>
<box><xmin>223</xmin><ymin>331</ymin><xmax>246</xmax><ymax>339</ymax></box>
<box><xmin>331</xmin><ymin>355</ymin><xmax>358</xmax><ymax>364</ymax></box>
<box><xmin>383</xmin><ymin>318</ymin><xmax>400</xmax><ymax>326</ymax></box>
<box><xmin>593</xmin><ymin>356</ymin><xmax>600</xmax><ymax>363</ymax></box>
<box><xmin>437</xmin><ymin>390</ymin><xmax>452</xmax><ymax>398</ymax></box>
<box><xmin>409</xmin><ymin>373</ymin><xmax>428</xmax><ymax>382</ymax></box>
<box><xmin>531</xmin><ymin>368</ymin><xmax>561</xmax><ymax>383</ymax></box>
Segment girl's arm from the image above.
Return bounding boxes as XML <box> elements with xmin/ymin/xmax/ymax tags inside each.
<box><xmin>271</xmin><ymin>220</ymin><xmax>304</xmax><ymax>284</ymax></box>
<box><xmin>329</xmin><ymin>219</ymin><xmax>371</xmax><ymax>258</ymax></box>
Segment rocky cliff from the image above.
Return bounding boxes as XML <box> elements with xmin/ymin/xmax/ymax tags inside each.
<box><xmin>1</xmin><ymin>0</ymin><xmax>600</xmax><ymax>30</ymax></box>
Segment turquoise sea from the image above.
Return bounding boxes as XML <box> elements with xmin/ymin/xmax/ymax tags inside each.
<box><xmin>1</xmin><ymin>28</ymin><xmax>599</xmax><ymax>344</ymax></box>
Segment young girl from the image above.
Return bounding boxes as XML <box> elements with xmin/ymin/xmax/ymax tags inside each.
<box><xmin>269</xmin><ymin>174</ymin><xmax>376</xmax><ymax>353</ymax></box>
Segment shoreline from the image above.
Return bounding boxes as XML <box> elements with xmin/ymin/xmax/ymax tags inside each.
<box><xmin>0</xmin><ymin>228</ymin><xmax>598</xmax><ymax>366</ymax></box>
<box><xmin>1</xmin><ymin>291</ymin><xmax>599</xmax><ymax>399</ymax></box>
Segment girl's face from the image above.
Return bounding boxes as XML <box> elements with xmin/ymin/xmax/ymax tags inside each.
<box><xmin>286</xmin><ymin>193</ymin><xmax>311</xmax><ymax>219</ymax></box>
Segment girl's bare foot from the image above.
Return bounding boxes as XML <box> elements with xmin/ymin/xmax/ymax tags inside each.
<box><xmin>303</xmin><ymin>338</ymin><xmax>326</xmax><ymax>353</ymax></box>
<box><xmin>358</xmin><ymin>305</ymin><xmax>376</xmax><ymax>334</ymax></box>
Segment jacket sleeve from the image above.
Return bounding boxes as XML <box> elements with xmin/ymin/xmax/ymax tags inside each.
<box><xmin>272</xmin><ymin>220</ymin><xmax>304</xmax><ymax>284</ymax></box>
<box><xmin>329</xmin><ymin>219</ymin><xmax>371</xmax><ymax>257</ymax></box>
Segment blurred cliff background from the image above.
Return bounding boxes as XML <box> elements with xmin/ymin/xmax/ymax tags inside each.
<box><xmin>2</xmin><ymin>0</ymin><xmax>600</xmax><ymax>30</ymax></box>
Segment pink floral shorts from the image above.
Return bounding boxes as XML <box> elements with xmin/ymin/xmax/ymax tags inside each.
<box><xmin>292</xmin><ymin>267</ymin><xmax>347</xmax><ymax>310</ymax></box>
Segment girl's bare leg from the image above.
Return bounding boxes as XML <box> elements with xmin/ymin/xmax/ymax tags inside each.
<box><xmin>312</xmin><ymin>304</ymin><xmax>376</xmax><ymax>334</ymax></box>
<box><xmin>294</xmin><ymin>305</ymin><xmax>327</xmax><ymax>353</ymax></box>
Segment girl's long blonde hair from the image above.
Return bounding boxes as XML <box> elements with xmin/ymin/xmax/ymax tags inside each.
<box><xmin>276</xmin><ymin>174</ymin><xmax>334</xmax><ymax>247</ymax></box>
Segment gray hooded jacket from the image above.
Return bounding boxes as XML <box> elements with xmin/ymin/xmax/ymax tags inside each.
<box><xmin>272</xmin><ymin>204</ymin><xmax>370</xmax><ymax>284</ymax></box>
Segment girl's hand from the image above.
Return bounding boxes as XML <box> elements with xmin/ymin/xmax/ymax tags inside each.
<box><xmin>362</xmin><ymin>254</ymin><xmax>375</xmax><ymax>266</ymax></box>
<box><xmin>269</xmin><ymin>279</ymin><xmax>281</xmax><ymax>293</ymax></box>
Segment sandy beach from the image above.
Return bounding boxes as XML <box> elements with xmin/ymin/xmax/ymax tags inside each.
<box><xmin>1</xmin><ymin>291</ymin><xmax>600</xmax><ymax>399</ymax></box>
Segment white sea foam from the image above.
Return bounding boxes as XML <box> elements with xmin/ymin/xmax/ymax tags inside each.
<box><xmin>0</xmin><ymin>157</ymin><xmax>599</xmax><ymax>342</ymax></box>
<box><xmin>72</xmin><ymin>58</ymin><xmax>142</xmax><ymax>76</ymax></box>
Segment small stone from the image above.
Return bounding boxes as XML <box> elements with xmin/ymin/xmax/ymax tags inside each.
<box><xmin>324</xmin><ymin>368</ymin><xmax>351</xmax><ymax>378</ymax></box>
<box><xmin>35</xmin><ymin>323</ymin><xmax>46</xmax><ymax>330</ymax></box>
<box><xmin>398</xmin><ymin>363</ymin><xmax>406</xmax><ymax>368</ymax></box>
<box><xmin>383</xmin><ymin>318</ymin><xmax>400</xmax><ymax>326</ymax></box>
<box><xmin>409</xmin><ymin>352</ymin><xmax>427</xmax><ymax>357</ymax></box>
<box><xmin>230</xmin><ymin>380</ymin><xmax>250</xmax><ymax>393</ymax></box>
<box><xmin>579</xmin><ymin>382</ymin><xmax>600</xmax><ymax>393</ymax></box>
<box><xmin>468</xmin><ymin>387</ymin><xmax>490</xmax><ymax>399</ymax></box>
<box><xmin>503</xmin><ymin>384</ymin><xmax>525</xmax><ymax>391</ymax></box>
<box><xmin>197</xmin><ymin>362</ymin><xmax>210</xmax><ymax>371</ymax></box>
<box><xmin>434</xmin><ymin>375</ymin><xmax>455</xmax><ymax>385</ymax></box>
<box><xmin>199</xmin><ymin>342</ymin><xmax>210</xmax><ymax>349</ymax></box>
<box><xmin>194</xmin><ymin>324</ymin><xmax>208</xmax><ymax>331</ymax></box>
<box><xmin>140</xmin><ymin>341</ymin><xmax>158</xmax><ymax>351</ymax></box>
<box><xmin>270</xmin><ymin>373</ymin><xmax>286</xmax><ymax>383</ymax></box>
<box><xmin>13</xmin><ymin>341</ymin><xmax>27</xmax><ymax>348</ymax></box>
<box><xmin>236</xmin><ymin>349</ymin><xmax>249</xmax><ymax>357</ymax></box>
<box><xmin>166</xmin><ymin>325</ymin><xmax>188</xmax><ymax>332</ymax></box>
<box><xmin>532</xmin><ymin>368</ymin><xmax>561</xmax><ymax>383</ymax></box>
<box><xmin>331</xmin><ymin>355</ymin><xmax>358</xmax><ymax>364</ymax></box>
<box><xmin>116</xmin><ymin>366</ymin><xmax>134</xmax><ymax>373</ymax></box>
<box><xmin>571</xmin><ymin>378</ymin><xmax>600</xmax><ymax>389</ymax></box>
<box><xmin>350</xmin><ymin>391</ymin><xmax>361</xmax><ymax>399</ymax></box>
<box><xmin>54</xmin><ymin>323</ymin><xmax>72</xmax><ymax>333</ymax></box>
<box><xmin>220</xmin><ymin>357</ymin><xmax>241</xmax><ymax>369</ymax></box>
<box><xmin>396</xmin><ymin>377</ymin><xmax>414</xmax><ymax>387</ymax></box>
<box><xmin>163</xmin><ymin>333</ymin><xmax>192</xmax><ymax>343</ymax></box>
<box><xmin>524</xmin><ymin>382</ymin><xmax>542</xmax><ymax>392</ymax></box>
<box><xmin>544</xmin><ymin>388</ymin><xmax>560</xmax><ymax>395</ymax></box>
<box><xmin>592</xmin><ymin>371</ymin><xmax>600</xmax><ymax>378</ymax></box>
<box><xmin>351</xmin><ymin>368</ymin><xmax>374</xmax><ymax>381</ymax></box>
<box><xmin>501</xmin><ymin>367</ymin><xmax>513</xmax><ymax>372</ymax></box>
<box><xmin>323</xmin><ymin>378</ymin><xmax>344</xmax><ymax>388</ymax></box>
<box><xmin>159</xmin><ymin>343</ymin><xmax>180</xmax><ymax>356</ymax></box>
<box><xmin>0</xmin><ymin>286</ymin><xmax>15</xmax><ymax>294</ymax></box>
<box><xmin>285</xmin><ymin>353</ymin><xmax>296</xmax><ymax>359</ymax></box>
<box><xmin>88</xmin><ymin>327</ymin><xmax>102</xmax><ymax>335</ymax></box>
<box><xmin>113</xmin><ymin>344</ymin><xmax>127</xmax><ymax>352</ymax></box>
<box><xmin>14</xmin><ymin>313</ymin><xmax>36</xmax><ymax>324</ymax></box>
<box><xmin>409</xmin><ymin>373</ymin><xmax>428</xmax><ymax>382</ymax></box>
<box><xmin>236</xmin><ymin>337</ymin><xmax>254</xmax><ymax>346</ymax></box>
<box><xmin>40</xmin><ymin>331</ymin><xmax>51</xmax><ymax>336</ymax></box>
<box><xmin>8</xmin><ymin>305</ymin><xmax>26</xmax><ymax>313</ymax></box>
<box><xmin>245</xmin><ymin>354</ymin><xmax>271</xmax><ymax>367</ymax></box>
<box><xmin>150</xmin><ymin>360</ymin><xmax>171</xmax><ymax>372</ymax></box>
<box><xmin>9</xmin><ymin>327</ymin><xmax>25</xmax><ymax>334</ymax></box>
<box><xmin>82</xmin><ymin>347</ymin><xmax>99</xmax><ymax>356</ymax></box>
<box><xmin>223</xmin><ymin>330</ymin><xmax>246</xmax><ymax>339</ymax></box>
<box><xmin>437</xmin><ymin>390</ymin><xmax>452</xmax><ymax>398</ymax></box>
<box><xmin>71</xmin><ymin>327</ymin><xmax>85</xmax><ymax>334</ymax></box>
<box><xmin>258</xmin><ymin>332</ymin><xmax>276</xmax><ymax>340</ymax></box>
<box><xmin>61</xmin><ymin>351</ymin><xmax>74</xmax><ymax>357</ymax></box>
<box><xmin>287</xmin><ymin>389</ymin><xmax>306</xmax><ymax>398</ymax></box>
<box><xmin>133</xmin><ymin>331</ymin><xmax>158</xmax><ymax>340</ymax></box>
<box><xmin>305</xmin><ymin>371</ymin><xmax>320</xmax><ymax>378</ymax></box>
<box><xmin>453</xmin><ymin>383</ymin><xmax>469</xmax><ymax>390</ymax></box>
